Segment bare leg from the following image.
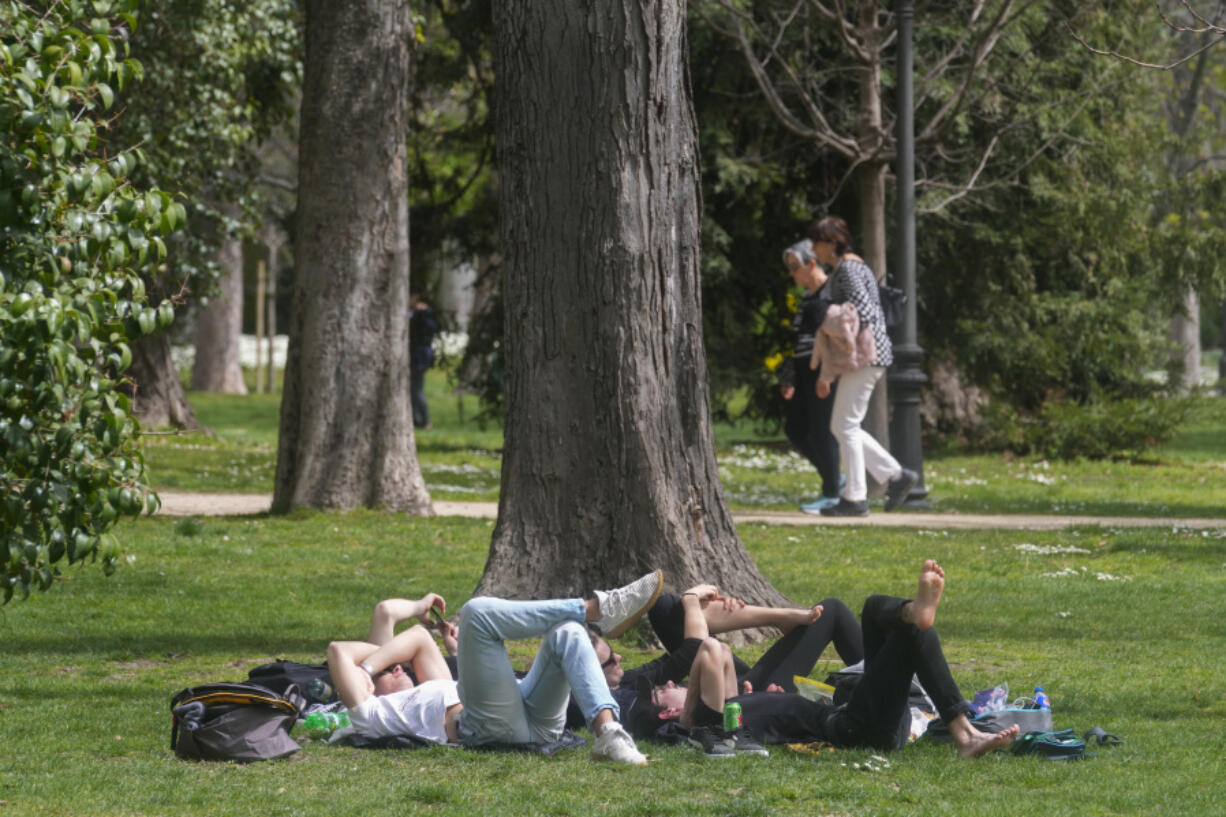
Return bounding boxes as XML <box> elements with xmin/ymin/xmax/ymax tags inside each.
<box><xmin>948</xmin><ymin>714</ymin><xmax>1019</xmax><ymax>758</ymax></box>
<box><xmin>681</xmin><ymin>639</ymin><xmax>734</xmax><ymax>728</ymax></box>
<box><xmin>704</xmin><ymin>602</ymin><xmax>823</xmax><ymax>636</ymax></box>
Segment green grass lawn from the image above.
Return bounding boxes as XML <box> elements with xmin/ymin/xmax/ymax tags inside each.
<box><xmin>139</xmin><ymin>372</ymin><xmax>1226</xmax><ymax>518</ymax></box>
<box><xmin>3</xmin><ymin>513</ymin><xmax>1225</xmax><ymax>815</ymax></box>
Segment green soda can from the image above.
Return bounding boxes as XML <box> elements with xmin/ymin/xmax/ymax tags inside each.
<box><xmin>722</xmin><ymin>702</ymin><xmax>742</xmax><ymax>731</ymax></box>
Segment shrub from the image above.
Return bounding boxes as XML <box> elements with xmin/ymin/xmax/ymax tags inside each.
<box><xmin>1</xmin><ymin>0</ymin><xmax>179</xmax><ymax>601</ymax></box>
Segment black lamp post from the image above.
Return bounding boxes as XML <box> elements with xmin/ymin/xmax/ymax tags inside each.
<box><xmin>887</xmin><ymin>0</ymin><xmax>930</xmax><ymax>508</ymax></box>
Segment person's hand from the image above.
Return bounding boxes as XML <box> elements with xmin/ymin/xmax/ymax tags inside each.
<box><xmin>816</xmin><ymin>380</ymin><xmax>830</xmax><ymax>399</ymax></box>
<box><xmin>765</xmin><ymin>683</ymin><xmax>785</xmax><ymax>693</ymax></box>
<box><xmin>742</xmin><ymin>680</ymin><xmax>753</xmax><ymax>695</ymax></box>
<box><xmin>417</xmin><ymin>593</ymin><xmax>446</xmax><ymax>627</ymax></box>
<box><xmin>718</xmin><ymin>594</ymin><xmax>746</xmax><ymax>612</ymax></box>
<box><xmin>439</xmin><ymin>621</ymin><xmax>459</xmax><ymax>656</ymax></box>
<box><xmin>781</xmin><ymin>385</ymin><xmax>795</xmax><ymax>400</ymax></box>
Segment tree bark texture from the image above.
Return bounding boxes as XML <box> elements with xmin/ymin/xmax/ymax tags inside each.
<box><xmin>273</xmin><ymin>0</ymin><xmax>432</xmax><ymax>513</ymax></box>
<box><xmin>190</xmin><ymin>238</ymin><xmax>248</xmax><ymax>394</ymax></box>
<box><xmin>128</xmin><ymin>332</ymin><xmax>198</xmax><ymax>430</ymax></box>
<box><xmin>479</xmin><ymin>0</ymin><xmax>790</xmax><ymax>616</ymax></box>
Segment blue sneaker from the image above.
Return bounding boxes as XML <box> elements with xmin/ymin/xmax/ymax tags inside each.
<box><xmin>801</xmin><ymin>495</ymin><xmax>840</xmax><ymax>514</ymax></box>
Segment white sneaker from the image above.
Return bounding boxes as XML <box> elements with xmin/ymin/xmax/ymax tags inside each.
<box><xmin>592</xmin><ymin>721</ymin><xmax>648</xmax><ymax>766</ymax></box>
<box><xmin>592</xmin><ymin>570</ymin><xmax>663</xmax><ymax>638</ymax></box>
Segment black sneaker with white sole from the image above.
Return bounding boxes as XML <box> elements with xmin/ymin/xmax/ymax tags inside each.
<box><xmin>687</xmin><ymin>726</ymin><xmax>735</xmax><ymax>758</ymax></box>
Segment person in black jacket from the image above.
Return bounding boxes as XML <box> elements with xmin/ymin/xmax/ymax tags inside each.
<box><xmin>779</xmin><ymin>239</ymin><xmax>842</xmax><ymax>513</ymax></box>
<box><xmin>409</xmin><ymin>293</ymin><xmax>438</xmax><ymax>429</ymax></box>
<box><xmin>639</xmin><ymin>561</ymin><xmax>1019</xmax><ymax>759</ymax></box>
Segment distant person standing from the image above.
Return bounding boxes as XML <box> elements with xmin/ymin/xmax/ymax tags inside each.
<box><xmin>410</xmin><ymin>293</ymin><xmax>438</xmax><ymax>429</ymax></box>
<box><xmin>779</xmin><ymin>239</ymin><xmax>842</xmax><ymax>513</ymax></box>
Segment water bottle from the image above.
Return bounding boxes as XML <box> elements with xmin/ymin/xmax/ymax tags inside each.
<box><xmin>302</xmin><ymin>710</ymin><xmax>351</xmax><ymax>739</ymax></box>
<box><xmin>306</xmin><ymin>677</ymin><xmax>334</xmax><ymax>703</ymax></box>
<box><xmin>1033</xmin><ymin>686</ymin><xmax>1051</xmax><ymax>711</ymax></box>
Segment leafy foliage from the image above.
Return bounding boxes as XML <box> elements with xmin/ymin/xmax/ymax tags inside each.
<box><xmin>111</xmin><ymin>0</ymin><xmax>300</xmax><ymax>303</ymax></box>
<box><xmin>0</xmin><ymin>0</ymin><xmax>178</xmax><ymax>601</ymax></box>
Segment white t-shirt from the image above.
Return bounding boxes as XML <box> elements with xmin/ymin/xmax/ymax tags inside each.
<box><xmin>348</xmin><ymin>679</ymin><xmax>460</xmax><ymax>744</ymax></box>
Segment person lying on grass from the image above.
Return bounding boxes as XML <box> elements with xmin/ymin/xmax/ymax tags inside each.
<box><xmin>327</xmin><ymin>571</ymin><xmax>665</xmax><ymax>764</ymax></box>
<box><xmin>636</xmin><ymin>560</ymin><xmax>1020</xmax><ymax>759</ymax></box>
<box><xmin>578</xmin><ymin>584</ymin><xmax>865</xmax><ymax>739</ymax></box>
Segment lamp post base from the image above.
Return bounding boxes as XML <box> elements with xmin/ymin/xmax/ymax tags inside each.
<box><xmin>888</xmin><ymin>342</ymin><xmax>930</xmax><ymax>509</ymax></box>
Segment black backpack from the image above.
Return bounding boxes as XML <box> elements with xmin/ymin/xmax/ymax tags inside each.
<box><xmin>170</xmin><ymin>681</ymin><xmax>306</xmax><ymax>762</ymax></box>
<box><xmin>247</xmin><ymin>659</ymin><xmax>338</xmax><ymax>702</ymax></box>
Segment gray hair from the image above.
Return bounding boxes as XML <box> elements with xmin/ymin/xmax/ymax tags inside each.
<box><xmin>783</xmin><ymin>239</ymin><xmax>816</xmax><ymax>267</ymax></box>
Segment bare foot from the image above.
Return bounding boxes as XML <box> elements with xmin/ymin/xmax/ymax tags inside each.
<box><xmin>956</xmin><ymin>723</ymin><xmax>1019</xmax><ymax>758</ymax></box>
<box><xmin>909</xmin><ymin>559</ymin><xmax>945</xmax><ymax>631</ymax></box>
<box><xmin>807</xmin><ymin>604</ymin><xmax>824</xmax><ymax>625</ymax></box>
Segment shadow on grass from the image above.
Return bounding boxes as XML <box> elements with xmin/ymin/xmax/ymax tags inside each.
<box><xmin>4</xmin><ymin>633</ymin><xmax>326</xmax><ymax>661</ymax></box>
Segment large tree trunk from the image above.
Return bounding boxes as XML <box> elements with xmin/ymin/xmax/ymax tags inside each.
<box><xmin>128</xmin><ymin>332</ymin><xmax>198</xmax><ymax>430</ymax></box>
<box><xmin>190</xmin><ymin>237</ymin><xmax>248</xmax><ymax>394</ymax></box>
<box><xmin>478</xmin><ymin>0</ymin><xmax>789</xmax><ymax>616</ymax></box>
<box><xmin>272</xmin><ymin>0</ymin><xmax>431</xmax><ymax>513</ymax></box>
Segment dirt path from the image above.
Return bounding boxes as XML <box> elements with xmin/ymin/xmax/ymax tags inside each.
<box><xmin>155</xmin><ymin>491</ymin><xmax>1224</xmax><ymax>530</ymax></box>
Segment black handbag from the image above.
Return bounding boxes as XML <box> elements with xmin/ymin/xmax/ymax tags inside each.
<box><xmin>878</xmin><ymin>283</ymin><xmax>906</xmax><ymax>331</ymax></box>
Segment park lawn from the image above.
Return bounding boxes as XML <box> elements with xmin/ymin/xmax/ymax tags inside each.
<box><xmin>2</xmin><ymin>512</ymin><xmax>1225</xmax><ymax>816</ymax></box>
<box><xmin>139</xmin><ymin>374</ymin><xmax>1226</xmax><ymax>518</ymax></box>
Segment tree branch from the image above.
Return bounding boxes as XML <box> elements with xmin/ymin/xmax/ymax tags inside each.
<box><xmin>1064</xmin><ymin>18</ymin><xmax>1226</xmax><ymax>70</ymax></box>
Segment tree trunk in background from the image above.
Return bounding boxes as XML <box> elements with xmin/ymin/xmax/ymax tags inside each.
<box><xmin>273</xmin><ymin>0</ymin><xmax>431</xmax><ymax>513</ymax></box>
<box><xmin>191</xmin><ymin>238</ymin><xmax>248</xmax><ymax>394</ymax></box>
<box><xmin>857</xmin><ymin>159</ymin><xmax>890</xmax><ymax>480</ymax></box>
<box><xmin>855</xmin><ymin>1</ymin><xmax>889</xmax><ymax>465</ymax></box>
<box><xmin>477</xmin><ymin>0</ymin><xmax>790</xmax><ymax>618</ymax></box>
<box><xmin>1169</xmin><ymin>284</ymin><xmax>1201</xmax><ymax>391</ymax></box>
<box><xmin>128</xmin><ymin>332</ymin><xmax>198</xmax><ymax>429</ymax></box>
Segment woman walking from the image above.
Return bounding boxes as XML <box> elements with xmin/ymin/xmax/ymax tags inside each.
<box><xmin>808</xmin><ymin>216</ymin><xmax>916</xmax><ymax>516</ymax></box>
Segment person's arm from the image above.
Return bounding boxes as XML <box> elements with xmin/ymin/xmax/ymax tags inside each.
<box><xmin>367</xmin><ymin>594</ymin><xmax>446</xmax><ymax>645</ymax></box>
<box><xmin>680</xmin><ymin>585</ymin><xmax>716</xmax><ymax>640</ymax></box>
<box><xmin>328</xmin><ymin>625</ymin><xmax>453</xmax><ymax>709</ymax></box>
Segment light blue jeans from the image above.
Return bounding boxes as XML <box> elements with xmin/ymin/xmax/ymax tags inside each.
<box><xmin>455</xmin><ymin>597</ymin><xmax>618</xmax><ymax>745</ymax></box>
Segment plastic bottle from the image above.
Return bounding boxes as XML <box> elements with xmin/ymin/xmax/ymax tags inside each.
<box><xmin>306</xmin><ymin>677</ymin><xmax>334</xmax><ymax>703</ymax></box>
<box><xmin>302</xmin><ymin>710</ymin><xmax>351</xmax><ymax>739</ymax></box>
<box><xmin>1033</xmin><ymin>686</ymin><xmax>1051</xmax><ymax>711</ymax></box>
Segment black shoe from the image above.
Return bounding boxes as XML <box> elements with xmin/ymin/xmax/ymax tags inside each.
<box><xmin>884</xmin><ymin>468</ymin><xmax>918</xmax><ymax>512</ymax></box>
<box><xmin>728</xmin><ymin>728</ymin><xmax>769</xmax><ymax>757</ymax></box>
<box><xmin>820</xmin><ymin>498</ymin><xmax>869</xmax><ymax>517</ymax></box>
<box><xmin>687</xmin><ymin>726</ymin><xmax>735</xmax><ymax>758</ymax></box>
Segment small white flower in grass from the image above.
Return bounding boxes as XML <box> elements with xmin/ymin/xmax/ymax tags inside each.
<box><xmin>1058</xmin><ymin>611</ymin><xmax>1071</xmax><ymax>618</ymax></box>
<box><xmin>1094</xmin><ymin>572</ymin><xmax>1131</xmax><ymax>582</ymax></box>
<box><xmin>125</xmin><ymin>554</ymin><xmax>136</xmax><ymax>564</ymax></box>
<box><xmin>787</xmin><ymin>536</ymin><xmax>800</xmax><ymax>543</ymax></box>
<box><xmin>1016</xmin><ymin>543</ymin><xmax>1091</xmax><ymax>555</ymax></box>
<box><xmin>222</xmin><ymin>535</ymin><xmax>230</xmax><ymax>542</ymax></box>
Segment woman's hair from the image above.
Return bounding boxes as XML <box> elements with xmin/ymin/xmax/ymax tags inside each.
<box><xmin>808</xmin><ymin>215</ymin><xmax>853</xmax><ymax>256</ymax></box>
<box><xmin>783</xmin><ymin>238</ymin><xmax>816</xmax><ymax>268</ymax></box>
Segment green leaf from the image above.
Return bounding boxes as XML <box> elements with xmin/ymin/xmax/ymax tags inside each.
<box><xmin>97</xmin><ymin>82</ymin><xmax>114</xmax><ymax>110</ymax></box>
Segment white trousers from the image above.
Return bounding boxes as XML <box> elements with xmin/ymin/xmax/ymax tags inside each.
<box><xmin>830</xmin><ymin>366</ymin><xmax>901</xmax><ymax>502</ymax></box>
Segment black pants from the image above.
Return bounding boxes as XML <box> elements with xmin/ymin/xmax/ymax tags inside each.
<box><xmin>784</xmin><ymin>359</ymin><xmax>840</xmax><ymax>497</ymax></box>
<box><xmin>410</xmin><ymin>365</ymin><xmax>429</xmax><ymax>427</ymax></box>
<box><xmin>731</xmin><ymin>595</ymin><xmax>973</xmax><ymax>748</ymax></box>
<box><xmin>828</xmin><ymin>595</ymin><xmax>975</xmax><ymax>750</ymax></box>
<box><xmin>647</xmin><ymin>594</ymin><xmax>863</xmax><ymax>691</ymax></box>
